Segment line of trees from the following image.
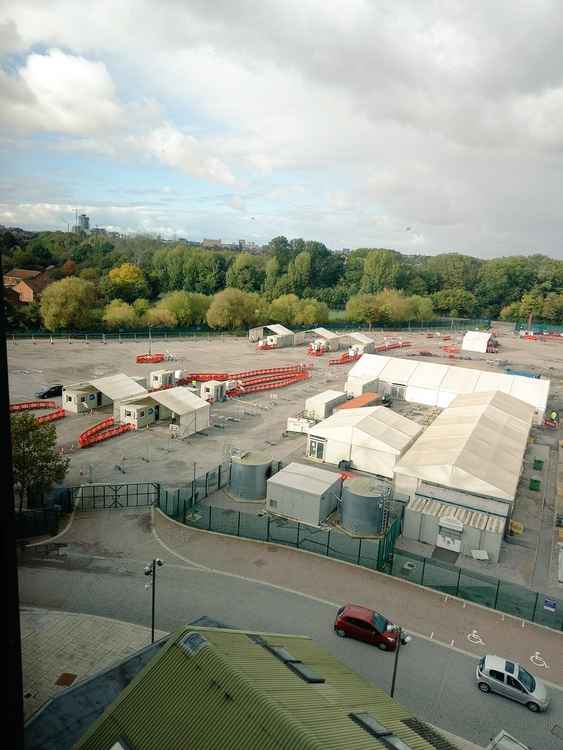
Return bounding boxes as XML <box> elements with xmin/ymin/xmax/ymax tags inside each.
<box><xmin>4</xmin><ymin>228</ymin><xmax>563</xmax><ymax>330</ymax></box>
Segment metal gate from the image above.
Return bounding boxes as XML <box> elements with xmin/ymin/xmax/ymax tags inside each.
<box><xmin>72</xmin><ymin>482</ymin><xmax>160</xmax><ymax>511</ymax></box>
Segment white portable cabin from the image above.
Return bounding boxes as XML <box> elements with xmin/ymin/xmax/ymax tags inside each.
<box><xmin>306</xmin><ymin>406</ymin><xmax>422</xmax><ymax>478</ymax></box>
<box><xmin>119</xmin><ymin>386</ymin><xmax>210</xmax><ymax>436</ymax></box>
<box><xmin>200</xmin><ymin>380</ymin><xmax>227</xmax><ymax>402</ymax></box>
<box><xmin>148</xmin><ymin>369</ymin><xmax>182</xmax><ymax>389</ymax></box>
<box><xmin>462</xmin><ymin>331</ymin><xmax>494</xmax><ymax>353</ymax></box>
<box><xmin>63</xmin><ymin>373</ymin><xmax>147</xmax><ymax>415</ymax></box>
<box><xmin>304</xmin><ymin>390</ymin><xmax>347</xmax><ymax>421</ymax></box>
<box><xmin>393</xmin><ymin>390</ymin><xmax>535</xmax><ymax>504</ymax></box>
<box><xmin>266</xmin><ymin>462</ymin><xmax>342</xmax><ymax>527</ymax></box>
<box><xmin>339</xmin><ymin>332</ymin><xmax>375</xmax><ymax>354</ymax></box>
<box><xmin>345</xmin><ymin>354</ymin><xmax>550</xmax><ymax>423</ymax></box>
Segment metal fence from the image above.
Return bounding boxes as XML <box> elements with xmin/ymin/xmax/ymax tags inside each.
<box><xmin>160</xmin><ymin>464</ymin><xmax>232</xmax><ymax>514</ymax></box>
<box><xmin>159</xmin><ymin>475</ymin><xmax>403</xmax><ymax>573</ymax></box>
<box><xmin>7</xmin><ymin>317</ymin><xmax>490</xmax><ymax>343</ymax></box>
<box><xmin>514</xmin><ymin>320</ymin><xmax>563</xmax><ymax>334</ymax></box>
<box><xmin>391</xmin><ymin>549</ymin><xmax>563</xmax><ymax>632</ymax></box>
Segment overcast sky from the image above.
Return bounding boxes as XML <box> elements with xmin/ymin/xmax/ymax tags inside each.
<box><xmin>1</xmin><ymin>1</ymin><xmax>563</xmax><ymax>258</ymax></box>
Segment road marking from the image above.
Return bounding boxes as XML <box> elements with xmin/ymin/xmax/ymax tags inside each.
<box><xmin>531</xmin><ymin>651</ymin><xmax>550</xmax><ymax>669</ymax></box>
<box><xmin>467</xmin><ymin>629</ymin><xmax>485</xmax><ymax>646</ymax></box>
<box><xmin>450</xmin><ymin>639</ymin><xmax>455</xmax><ymax>647</ymax></box>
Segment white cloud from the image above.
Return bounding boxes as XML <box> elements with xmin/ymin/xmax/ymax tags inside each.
<box><xmin>129</xmin><ymin>124</ymin><xmax>236</xmax><ymax>185</ymax></box>
<box><xmin>2</xmin><ymin>1</ymin><xmax>563</xmax><ymax>254</ymax></box>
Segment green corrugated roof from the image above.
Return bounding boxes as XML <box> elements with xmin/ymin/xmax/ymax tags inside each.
<box><xmin>73</xmin><ymin>627</ymin><xmax>453</xmax><ymax>750</ymax></box>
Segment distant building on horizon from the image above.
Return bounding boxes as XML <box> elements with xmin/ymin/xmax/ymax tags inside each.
<box><xmin>74</xmin><ymin>214</ymin><xmax>90</xmax><ymax>233</ymax></box>
<box><xmin>201</xmin><ymin>238</ymin><xmax>222</xmax><ymax>247</ymax></box>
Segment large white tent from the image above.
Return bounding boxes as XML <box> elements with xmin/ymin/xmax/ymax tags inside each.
<box><xmin>462</xmin><ymin>331</ymin><xmax>494</xmax><ymax>353</ymax></box>
<box><xmin>306</xmin><ymin>405</ymin><xmax>423</xmax><ymax>478</ymax></box>
<box><xmin>346</xmin><ymin>354</ymin><xmax>549</xmax><ymax>422</ymax></box>
<box><xmin>393</xmin><ymin>390</ymin><xmax>535</xmax><ymax>503</ymax></box>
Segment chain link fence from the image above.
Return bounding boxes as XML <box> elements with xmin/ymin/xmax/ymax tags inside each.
<box><xmin>391</xmin><ymin>550</ymin><xmax>563</xmax><ymax>632</ymax></box>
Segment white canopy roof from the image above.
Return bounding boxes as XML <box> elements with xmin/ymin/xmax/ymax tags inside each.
<box><xmin>305</xmin><ymin>389</ymin><xmax>346</xmax><ymax>408</ymax></box>
<box><xmin>265</xmin><ymin>323</ymin><xmax>294</xmax><ymax>336</ymax></box>
<box><xmin>89</xmin><ymin>373</ymin><xmax>147</xmax><ymax>401</ymax></box>
<box><xmin>347</xmin><ymin>332</ymin><xmax>373</xmax><ymax>344</ymax></box>
<box><xmin>347</xmin><ymin>354</ymin><xmax>550</xmax><ymax>417</ymax></box>
<box><xmin>462</xmin><ymin>331</ymin><xmax>492</xmax><ymax>353</ymax></box>
<box><xmin>308</xmin><ymin>327</ymin><xmax>340</xmax><ymax>340</ymax></box>
<box><xmin>148</xmin><ymin>387</ymin><xmax>209</xmax><ymax>415</ymax></box>
<box><xmin>395</xmin><ymin>390</ymin><xmax>535</xmax><ymax>502</ymax></box>
<box><xmin>309</xmin><ymin>406</ymin><xmax>423</xmax><ymax>455</ymax></box>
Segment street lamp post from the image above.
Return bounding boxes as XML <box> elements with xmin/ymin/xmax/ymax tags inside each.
<box><xmin>144</xmin><ymin>558</ymin><xmax>164</xmax><ymax>643</ymax></box>
<box><xmin>148</xmin><ymin>325</ymin><xmax>152</xmax><ymax>355</ymax></box>
<box><xmin>390</xmin><ymin>626</ymin><xmax>411</xmax><ymax>699</ymax></box>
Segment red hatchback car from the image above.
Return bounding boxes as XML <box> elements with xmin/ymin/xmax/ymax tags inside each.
<box><xmin>334</xmin><ymin>604</ymin><xmax>407</xmax><ymax>651</ymax></box>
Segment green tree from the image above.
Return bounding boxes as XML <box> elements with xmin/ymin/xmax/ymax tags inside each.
<box><xmin>409</xmin><ymin>295</ymin><xmax>434</xmax><ymax>322</ymax></box>
<box><xmin>431</xmin><ymin>288</ymin><xmax>477</xmax><ymax>317</ymax></box>
<box><xmin>11</xmin><ymin>413</ymin><xmax>69</xmax><ymax>512</ymax></box>
<box><xmin>183</xmin><ymin>251</ymin><xmax>226</xmax><ymax>294</ymax></box>
<box><xmin>206</xmin><ymin>288</ymin><xmax>262</xmax><ymax>330</ymax></box>
<box><xmin>62</xmin><ymin>259</ymin><xmax>77</xmax><ymax>276</ymax></box>
<box><xmin>158</xmin><ymin>291</ymin><xmax>211</xmax><ymax>326</ymax></box>
<box><xmin>345</xmin><ymin>294</ymin><xmax>382</xmax><ymax>327</ymax></box>
<box><xmin>519</xmin><ymin>291</ymin><xmax>544</xmax><ymax>319</ymax></box>
<box><xmin>269</xmin><ymin>294</ymin><xmax>301</xmax><ymax>326</ymax></box>
<box><xmin>542</xmin><ymin>293</ymin><xmax>563</xmax><ymax>322</ymax></box>
<box><xmin>287</xmin><ymin>251</ymin><xmax>312</xmax><ymax>295</ymax></box>
<box><xmin>500</xmin><ymin>302</ymin><xmax>521</xmax><ymax>321</ymax></box>
<box><xmin>225</xmin><ymin>252</ymin><xmax>265</xmax><ymax>292</ymax></box>
<box><xmin>103</xmin><ymin>262</ymin><xmax>149</xmax><ymax>302</ymax></box>
<box><xmin>373</xmin><ymin>289</ymin><xmax>413</xmax><ymax>323</ymax></box>
<box><xmin>102</xmin><ymin>299</ymin><xmax>138</xmax><ymax>329</ymax></box>
<box><xmin>360</xmin><ymin>250</ymin><xmax>402</xmax><ymax>293</ymax></box>
<box><xmin>264</xmin><ymin>256</ymin><xmax>281</xmax><ymax>298</ymax></box>
<box><xmin>40</xmin><ymin>277</ymin><xmax>99</xmax><ymax>330</ymax></box>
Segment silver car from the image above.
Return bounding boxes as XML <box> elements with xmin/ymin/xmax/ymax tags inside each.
<box><xmin>476</xmin><ymin>655</ymin><xmax>549</xmax><ymax>712</ymax></box>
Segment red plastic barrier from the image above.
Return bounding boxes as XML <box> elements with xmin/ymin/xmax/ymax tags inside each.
<box><xmin>227</xmin><ymin>370</ymin><xmax>310</xmax><ymax>397</ymax></box>
<box><xmin>182</xmin><ymin>364</ymin><xmax>312</xmax><ymax>383</ymax></box>
<box><xmin>80</xmin><ymin>423</ymin><xmax>134</xmax><ymax>448</ymax></box>
<box><xmin>374</xmin><ymin>341</ymin><xmax>412</xmax><ymax>353</ymax></box>
<box><xmin>10</xmin><ymin>400</ymin><xmax>56</xmax><ymax>412</ymax></box>
<box><xmin>328</xmin><ymin>352</ymin><xmax>362</xmax><ymax>366</ymax></box>
<box><xmin>36</xmin><ymin>408</ymin><xmax>66</xmax><ymax>424</ymax></box>
<box><xmin>79</xmin><ymin>417</ymin><xmax>115</xmax><ymax>447</ymax></box>
<box><xmin>136</xmin><ymin>353</ymin><xmax>165</xmax><ymax>363</ymax></box>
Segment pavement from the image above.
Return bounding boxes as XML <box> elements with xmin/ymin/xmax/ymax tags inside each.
<box><xmin>153</xmin><ymin>509</ymin><xmax>563</xmax><ymax>685</ymax></box>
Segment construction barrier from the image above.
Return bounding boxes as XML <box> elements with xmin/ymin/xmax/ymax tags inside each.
<box><xmin>80</xmin><ymin>423</ymin><xmax>134</xmax><ymax>448</ymax></box>
<box><xmin>227</xmin><ymin>370</ymin><xmax>310</xmax><ymax>397</ymax></box>
<box><xmin>9</xmin><ymin>400</ymin><xmax>57</xmax><ymax>412</ymax></box>
<box><xmin>328</xmin><ymin>352</ymin><xmax>362</xmax><ymax>366</ymax></box>
<box><xmin>79</xmin><ymin>417</ymin><xmax>115</xmax><ymax>448</ymax></box>
<box><xmin>136</xmin><ymin>353</ymin><xmax>165</xmax><ymax>363</ymax></box>
<box><xmin>373</xmin><ymin>341</ymin><xmax>412</xmax><ymax>353</ymax></box>
<box><xmin>35</xmin><ymin>408</ymin><xmax>66</xmax><ymax>424</ymax></box>
<box><xmin>181</xmin><ymin>364</ymin><xmax>312</xmax><ymax>383</ymax></box>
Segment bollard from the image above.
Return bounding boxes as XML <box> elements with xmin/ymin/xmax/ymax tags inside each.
<box><xmin>32</xmin><ymin>334</ymin><xmax>36</xmax><ymax>345</ymax></box>
<box><xmin>68</xmin><ymin>335</ymin><xmax>71</xmax><ymax>344</ymax></box>
<box><xmin>85</xmin><ymin>334</ymin><xmax>88</xmax><ymax>344</ymax></box>
<box><xmin>103</xmin><ymin>333</ymin><xmax>106</xmax><ymax>345</ymax></box>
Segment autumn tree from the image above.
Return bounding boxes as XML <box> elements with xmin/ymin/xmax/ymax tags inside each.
<box><xmin>294</xmin><ymin>298</ymin><xmax>329</xmax><ymax>326</ymax></box>
<box><xmin>345</xmin><ymin>294</ymin><xmax>382</xmax><ymax>327</ymax></box>
<box><xmin>269</xmin><ymin>294</ymin><xmax>301</xmax><ymax>326</ymax></box>
<box><xmin>40</xmin><ymin>277</ymin><xmax>99</xmax><ymax>330</ymax></box>
<box><xmin>62</xmin><ymin>259</ymin><xmax>77</xmax><ymax>276</ymax></box>
<box><xmin>102</xmin><ymin>299</ymin><xmax>138</xmax><ymax>328</ymax></box>
<box><xmin>103</xmin><ymin>262</ymin><xmax>149</xmax><ymax>302</ymax></box>
<box><xmin>225</xmin><ymin>252</ymin><xmax>265</xmax><ymax>293</ymax></box>
<box><xmin>11</xmin><ymin>413</ymin><xmax>69</xmax><ymax>512</ymax></box>
<box><xmin>206</xmin><ymin>288</ymin><xmax>262</xmax><ymax>329</ymax></box>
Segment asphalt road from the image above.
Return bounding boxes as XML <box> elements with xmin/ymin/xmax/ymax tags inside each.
<box><xmin>19</xmin><ymin>555</ymin><xmax>563</xmax><ymax>750</ymax></box>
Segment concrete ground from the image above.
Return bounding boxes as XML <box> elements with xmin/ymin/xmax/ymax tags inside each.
<box><xmin>8</xmin><ymin>322</ymin><xmax>563</xmax><ymax>592</ymax></box>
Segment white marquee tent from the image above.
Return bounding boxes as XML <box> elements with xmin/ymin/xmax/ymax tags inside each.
<box><xmin>393</xmin><ymin>390</ymin><xmax>535</xmax><ymax>503</ymax></box>
<box><xmin>462</xmin><ymin>331</ymin><xmax>494</xmax><ymax>353</ymax></box>
<box><xmin>346</xmin><ymin>354</ymin><xmax>549</xmax><ymax>422</ymax></box>
<box><xmin>306</xmin><ymin>405</ymin><xmax>423</xmax><ymax>478</ymax></box>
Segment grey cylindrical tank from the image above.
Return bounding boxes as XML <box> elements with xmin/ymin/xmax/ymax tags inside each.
<box><xmin>341</xmin><ymin>478</ymin><xmax>388</xmax><ymax>535</ymax></box>
<box><xmin>230</xmin><ymin>450</ymin><xmax>272</xmax><ymax>500</ymax></box>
